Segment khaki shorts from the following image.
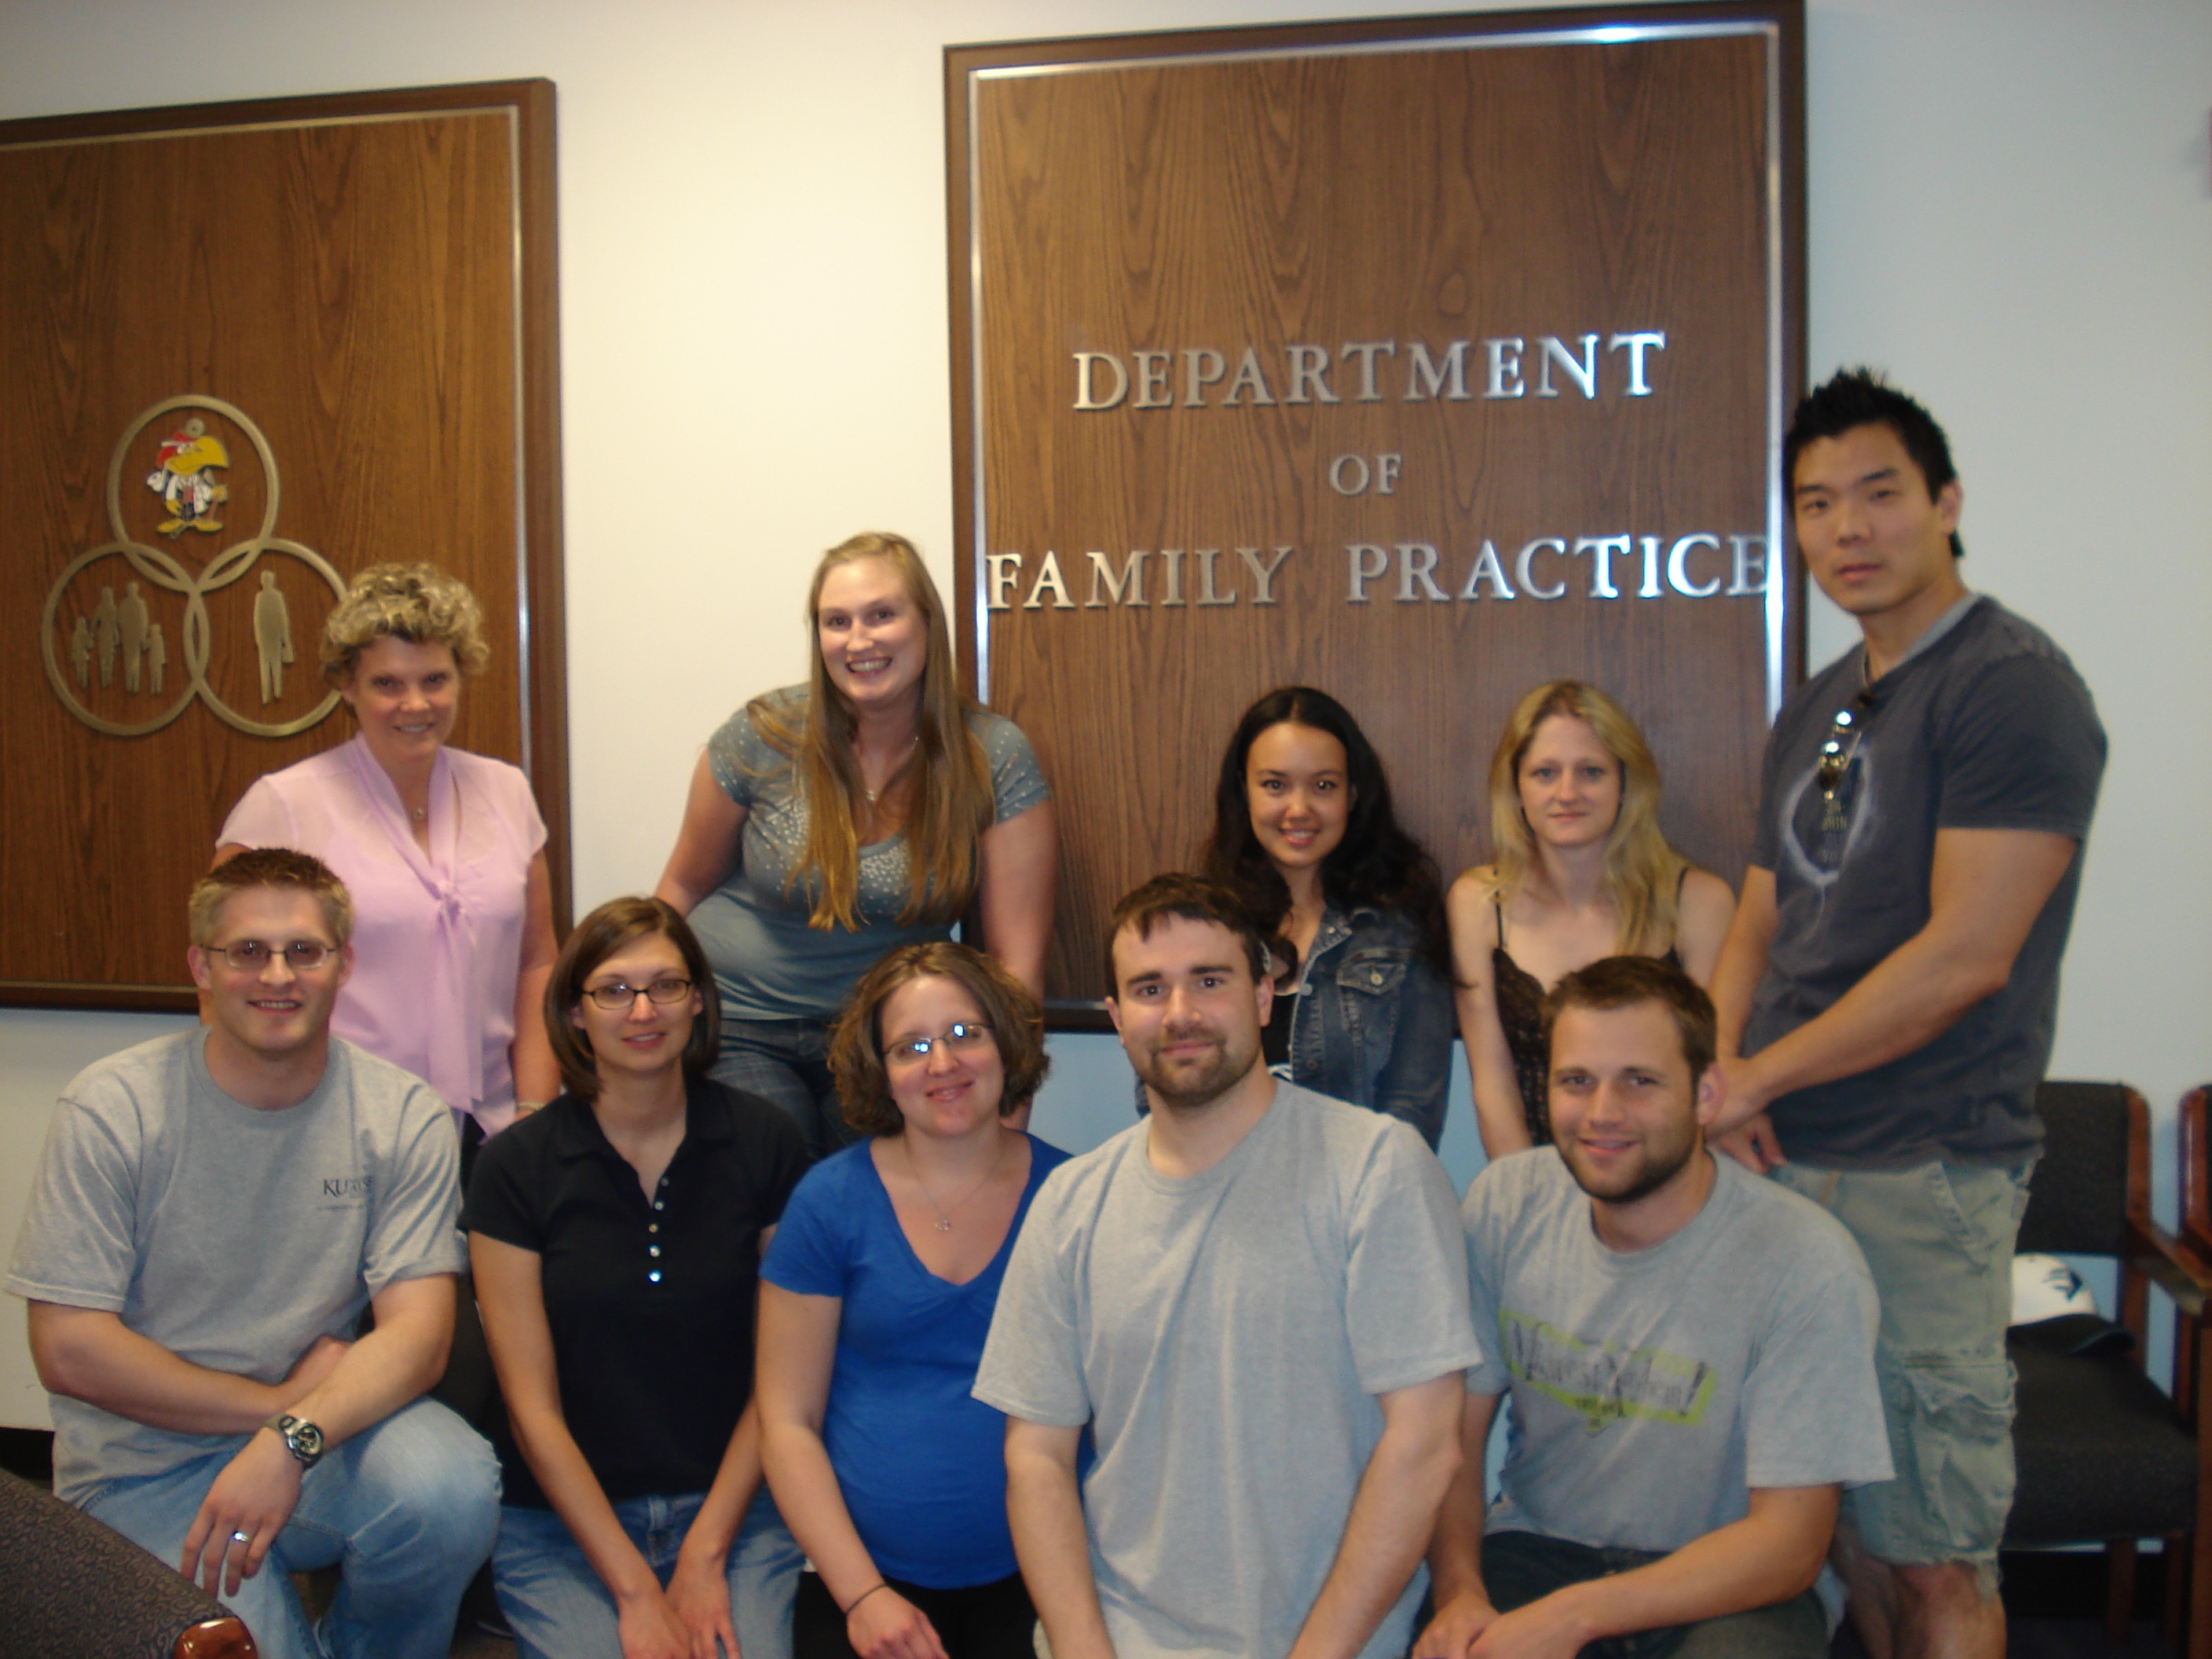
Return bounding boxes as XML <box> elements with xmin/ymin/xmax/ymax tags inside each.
<box><xmin>1770</xmin><ymin>1157</ymin><xmax>2034</xmax><ymax>1569</ymax></box>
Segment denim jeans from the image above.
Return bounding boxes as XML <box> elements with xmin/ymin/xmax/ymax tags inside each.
<box><xmin>77</xmin><ymin>1397</ymin><xmax>499</xmax><ymax>1659</ymax></box>
<box><xmin>1483</xmin><ymin>1531</ymin><xmax>1828</xmax><ymax>1659</ymax></box>
<box><xmin>494</xmin><ymin>1484</ymin><xmax>801</xmax><ymax>1659</ymax></box>
<box><xmin>712</xmin><ymin>1016</ymin><xmax>851</xmax><ymax>1160</ymax></box>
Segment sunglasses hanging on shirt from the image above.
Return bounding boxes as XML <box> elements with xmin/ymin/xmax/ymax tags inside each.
<box><xmin>1816</xmin><ymin>691</ymin><xmax>1877</xmax><ymax>836</ymax></box>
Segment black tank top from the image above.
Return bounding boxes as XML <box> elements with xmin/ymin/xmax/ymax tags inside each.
<box><xmin>1493</xmin><ymin>871</ymin><xmax>1686</xmax><ymax>1145</ymax></box>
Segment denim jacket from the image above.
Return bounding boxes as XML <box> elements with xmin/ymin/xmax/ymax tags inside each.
<box><xmin>1278</xmin><ymin>903</ymin><xmax>1455</xmax><ymax>1148</ymax></box>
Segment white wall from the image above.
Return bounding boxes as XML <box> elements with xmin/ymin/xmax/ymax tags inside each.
<box><xmin>2</xmin><ymin>0</ymin><xmax>2206</xmax><ymax>1428</ymax></box>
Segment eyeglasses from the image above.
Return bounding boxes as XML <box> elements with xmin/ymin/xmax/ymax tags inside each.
<box><xmin>581</xmin><ymin>978</ymin><xmax>694</xmax><ymax>1010</ymax></box>
<box><xmin>204</xmin><ymin>939</ymin><xmax>335</xmax><ymax>971</ymax></box>
<box><xmin>883</xmin><ymin>1021</ymin><xmax>994</xmax><ymax>1067</ymax></box>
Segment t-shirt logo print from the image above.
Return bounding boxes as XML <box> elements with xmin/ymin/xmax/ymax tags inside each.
<box><xmin>321</xmin><ymin>1176</ymin><xmax>372</xmax><ymax>1200</ymax></box>
<box><xmin>1501</xmin><ymin>1310</ymin><xmax>1715</xmax><ymax>1434</ymax></box>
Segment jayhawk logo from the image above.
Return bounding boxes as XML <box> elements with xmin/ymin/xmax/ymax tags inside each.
<box><xmin>145</xmin><ymin>417</ymin><xmax>229</xmax><ymax>538</ymax></box>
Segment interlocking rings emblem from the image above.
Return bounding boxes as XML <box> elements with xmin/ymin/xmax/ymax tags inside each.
<box><xmin>41</xmin><ymin>396</ymin><xmax>346</xmax><ymax>738</ymax></box>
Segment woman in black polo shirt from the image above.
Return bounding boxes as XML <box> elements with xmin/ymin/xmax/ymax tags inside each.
<box><xmin>465</xmin><ymin>896</ymin><xmax>811</xmax><ymax>1659</ymax></box>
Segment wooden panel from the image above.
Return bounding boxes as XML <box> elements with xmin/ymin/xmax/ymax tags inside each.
<box><xmin>0</xmin><ymin>81</ymin><xmax>566</xmax><ymax>1007</ymax></box>
<box><xmin>949</xmin><ymin>5</ymin><xmax>1804</xmax><ymax>1013</ymax></box>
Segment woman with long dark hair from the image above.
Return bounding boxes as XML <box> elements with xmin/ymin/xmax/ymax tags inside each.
<box><xmin>1199</xmin><ymin>686</ymin><xmax>1456</xmax><ymax>1147</ymax></box>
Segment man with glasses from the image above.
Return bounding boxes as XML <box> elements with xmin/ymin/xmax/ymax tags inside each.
<box><xmin>6</xmin><ymin>848</ymin><xmax>499</xmax><ymax>1659</ymax></box>
<box><xmin>977</xmin><ymin>873</ymin><xmax>1478</xmax><ymax>1659</ymax></box>
<box><xmin>1708</xmin><ymin>370</ymin><xmax>2106</xmax><ymax>1659</ymax></box>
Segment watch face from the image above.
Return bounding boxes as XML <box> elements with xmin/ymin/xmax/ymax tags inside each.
<box><xmin>288</xmin><ymin>1419</ymin><xmax>324</xmax><ymax>1462</ymax></box>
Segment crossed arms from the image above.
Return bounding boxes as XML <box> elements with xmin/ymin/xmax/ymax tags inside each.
<box><xmin>27</xmin><ymin>1273</ymin><xmax>454</xmax><ymax>1595</ymax></box>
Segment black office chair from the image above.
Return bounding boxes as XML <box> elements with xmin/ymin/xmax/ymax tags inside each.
<box><xmin>2005</xmin><ymin>1080</ymin><xmax>2212</xmax><ymax>1657</ymax></box>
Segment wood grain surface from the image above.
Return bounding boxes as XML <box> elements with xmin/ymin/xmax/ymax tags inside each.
<box><xmin>950</xmin><ymin>5</ymin><xmax>1804</xmax><ymax>1011</ymax></box>
<box><xmin>0</xmin><ymin>81</ymin><xmax>566</xmax><ymax>1007</ymax></box>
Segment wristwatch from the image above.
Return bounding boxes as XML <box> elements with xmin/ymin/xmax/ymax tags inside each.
<box><xmin>265</xmin><ymin>1413</ymin><xmax>326</xmax><ymax>1469</ymax></box>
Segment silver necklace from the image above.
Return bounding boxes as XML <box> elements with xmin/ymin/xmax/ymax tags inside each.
<box><xmin>862</xmin><ymin>734</ymin><xmax>921</xmax><ymax>805</ymax></box>
<box><xmin>904</xmin><ymin>1134</ymin><xmax>1005</xmax><ymax>1232</ymax></box>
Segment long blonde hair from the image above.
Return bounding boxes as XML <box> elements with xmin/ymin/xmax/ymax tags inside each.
<box><xmin>748</xmin><ymin>533</ymin><xmax>994</xmax><ymax>931</ymax></box>
<box><xmin>1485</xmin><ymin>681</ymin><xmax>1686</xmax><ymax>954</ymax></box>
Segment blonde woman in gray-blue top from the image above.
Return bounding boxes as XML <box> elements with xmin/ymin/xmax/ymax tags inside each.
<box><xmin>656</xmin><ymin>533</ymin><xmax>1056</xmax><ymax>1159</ymax></box>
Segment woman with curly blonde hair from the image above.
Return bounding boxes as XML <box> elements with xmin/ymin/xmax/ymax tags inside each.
<box><xmin>218</xmin><ymin>562</ymin><xmax>558</xmax><ymax>1142</ymax></box>
<box><xmin>656</xmin><ymin>533</ymin><xmax>1057</xmax><ymax>1159</ymax></box>
<box><xmin>1447</xmin><ymin>681</ymin><xmax>1734</xmax><ymax>1155</ymax></box>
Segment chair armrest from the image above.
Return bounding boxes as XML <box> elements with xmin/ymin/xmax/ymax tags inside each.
<box><xmin>2126</xmin><ymin>1215</ymin><xmax>2212</xmax><ymax>1320</ymax></box>
<box><xmin>177</xmin><ymin>1616</ymin><xmax>259</xmax><ymax>1657</ymax></box>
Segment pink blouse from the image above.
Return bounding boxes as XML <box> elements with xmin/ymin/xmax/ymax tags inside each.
<box><xmin>219</xmin><ymin>735</ymin><xmax>548</xmax><ymax>1130</ymax></box>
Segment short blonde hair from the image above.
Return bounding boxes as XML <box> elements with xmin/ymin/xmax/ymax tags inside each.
<box><xmin>320</xmin><ymin>563</ymin><xmax>492</xmax><ymax>687</ymax></box>
<box><xmin>189</xmin><ymin>848</ymin><xmax>353</xmax><ymax>947</ymax></box>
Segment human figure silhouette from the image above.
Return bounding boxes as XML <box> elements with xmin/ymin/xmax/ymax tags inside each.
<box><xmin>93</xmin><ymin>587</ymin><xmax>119</xmax><ymax>688</ymax></box>
<box><xmin>254</xmin><ymin>570</ymin><xmax>294</xmax><ymax>704</ymax></box>
<box><xmin>70</xmin><ymin>617</ymin><xmax>93</xmax><ymax>690</ymax></box>
<box><xmin>119</xmin><ymin>581</ymin><xmax>150</xmax><ymax>693</ymax></box>
<box><xmin>147</xmin><ymin>622</ymin><xmax>168</xmax><ymax>694</ymax></box>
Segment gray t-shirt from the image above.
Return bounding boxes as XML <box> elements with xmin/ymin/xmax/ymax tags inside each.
<box><xmin>1464</xmin><ymin>1150</ymin><xmax>1891</xmax><ymax>1555</ymax></box>
<box><xmin>5</xmin><ymin>1031</ymin><xmax>465</xmax><ymax>1502</ymax></box>
<box><xmin>690</xmin><ymin>686</ymin><xmax>1052</xmax><ymax>1021</ymax></box>
<box><xmin>1745</xmin><ymin>595</ymin><xmax>2105</xmax><ymax>1169</ymax></box>
<box><xmin>974</xmin><ymin>1082</ymin><xmax>1480</xmax><ymax>1659</ymax></box>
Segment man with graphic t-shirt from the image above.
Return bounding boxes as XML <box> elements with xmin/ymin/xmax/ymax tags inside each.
<box><xmin>1419</xmin><ymin>957</ymin><xmax>1889</xmax><ymax>1659</ymax></box>
<box><xmin>6</xmin><ymin>849</ymin><xmax>498</xmax><ymax>1659</ymax></box>
<box><xmin>1708</xmin><ymin>369</ymin><xmax>2106</xmax><ymax>1659</ymax></box>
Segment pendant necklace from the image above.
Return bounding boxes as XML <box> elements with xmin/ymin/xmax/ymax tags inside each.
<box><xmin>862</xmin><ymin>734</ymin><xmax>921</xmax><ymax>805</ymax></box>
<box><xmin>906</xmin><ymin>1134</ymin><xmax>1005</xmax><ymax>1232</ymax></box>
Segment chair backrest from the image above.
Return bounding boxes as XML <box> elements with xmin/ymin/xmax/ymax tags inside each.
<box><xmin>2016</xmin><ymin>1080</ymin><xmax>2140</xmax><ymax>1258</ymax></box>
<box><xmin>0</xmin><ymin>1467</ymin><xmax>257</xmax><ymax>1657</ymax></box>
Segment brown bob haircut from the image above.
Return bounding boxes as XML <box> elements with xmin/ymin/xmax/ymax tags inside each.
<box><xmin>1104</xmin><ymin>872</ymin><xmax>1272</xmax><ymax>993</ymax></box>
<box><xmin>189</xmin><ymin>848</ymin><xmax>353</xmax><ymax>948</ymax></box>
<box><xmin>1540</xmin><ymin>955</ymin><xmax>1717</xmax><ymax>1086</ymax></box>
<box><xmin>544</xmin><ymin>896</ymin><xmax>721</xmax><ymax>1100</ymax></box>
<box><xmin>828</xmin><ymin>941</ymin><xmax>1049</xmax><ymax>1137</ymax></box>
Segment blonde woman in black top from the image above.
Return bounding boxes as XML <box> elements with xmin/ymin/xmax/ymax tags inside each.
<box><xmin>1447</xmin><ymin>682</ymin><xmax>1734</xmax><ymax>1156</ymax></box>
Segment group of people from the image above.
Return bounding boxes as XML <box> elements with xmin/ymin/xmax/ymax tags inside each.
<box><xmin>7</xmin><ymin>364</ymin><xmax>2103</xmax><ymax>1659</ymax></box>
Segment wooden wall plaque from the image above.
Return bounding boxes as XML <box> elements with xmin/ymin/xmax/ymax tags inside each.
<box><xmin>947</xmin><ymin>3</ymin><xmax>1804</xmax><ymax>1016</ymax></box>
<box><xmin>0</xmin><ymin>79</ymin><xmax>566</xmax><ymax>1009</ymax></box>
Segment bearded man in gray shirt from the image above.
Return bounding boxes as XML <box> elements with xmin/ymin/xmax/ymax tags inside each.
<box><xmin>1420</xmin><ymin>957</ymin><xmax>1888</xmax><ymax>1659</ymax></box>
<box><xmin>6</xmin><ymin>849</ymin><xmax>498</xmax><ymax>1659</ymax></box>
<box><xmin>976</xmin><ymin>873</ymin><xmax>1478</xmax><ymax>1659</ymax></box>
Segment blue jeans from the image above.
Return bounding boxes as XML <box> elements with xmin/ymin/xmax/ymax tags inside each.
<box><xmin>494</xmin><ymin>1485</ymin><xmax>801</xmax><ymax>1659</ymax></box>
<box><xmin>78</xmin><ymin>1397</ymin><xmax>499</xmax><ymax>1659</ymax></box>
<box><xmin>712</xmin><ymin>1016</ymin><xmax>851</xmax><ymax>1160</ymax></box>
<box><xmin>1482</xmin><ymin>1531</ymin><xmax>1828</xmax><ymax>1659</ymax></box>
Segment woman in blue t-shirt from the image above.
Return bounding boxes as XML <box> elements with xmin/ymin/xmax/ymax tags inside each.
<box><xmin>757</xmin><ymin>942</ymin><xmax>1068</xmax><ymax>1659</ymax></box>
